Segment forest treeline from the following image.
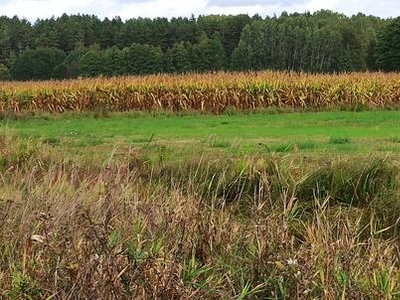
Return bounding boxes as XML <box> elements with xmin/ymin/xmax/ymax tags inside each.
<box><xmin>0</xmin><ymin>10</ymin><xmax>399</xmax><ymax>81</ymax></box>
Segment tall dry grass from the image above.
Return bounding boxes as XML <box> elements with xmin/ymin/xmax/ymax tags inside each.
<box><xmin>0</xmin><ymin>134</ymin><xmax>400</xmax><ymax>299</ymax></box>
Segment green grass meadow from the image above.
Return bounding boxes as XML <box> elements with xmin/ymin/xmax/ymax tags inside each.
<box><xmin>2</xmin><ymin>110</ymin><xmax>400</xmax><ymax>159</ymax></box>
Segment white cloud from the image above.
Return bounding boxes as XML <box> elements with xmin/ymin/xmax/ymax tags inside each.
<box><xmin>0</xmin><ymin>0</ymin><xmax>398</xmax><ymax>21</ymax></box>
<box><xmin>115</xmin><ymin>0</ymin><xmax>206</xmax><ymax>20</ymax></box>
<box><xmin>329</xmin><ymin>0</ymin><xmax>399</xmax><ymax>18</ymax></box>
<box><xmin>207</xmin><ymin>0</ymin><xmax>307</xmax><ymax>7</ymax></box>
<box><xmin>1</xmin><ymin>0</ymin><xmax>100</xmax><ymax>20</ymax></box>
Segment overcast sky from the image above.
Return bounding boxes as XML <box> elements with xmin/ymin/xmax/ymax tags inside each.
<box><xmin>0</xmin><ymin>0</ymin><xmax>398</xmax><ymax>22</ymax></box>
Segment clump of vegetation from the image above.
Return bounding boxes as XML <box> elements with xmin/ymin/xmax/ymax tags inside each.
<box><xmin>328</xmin><ymin>136</ymin><xmax>351</xmax><ymax>144</ymax></box>
<box><xmin>296</xmin><ymin>158</ymin><xmax>398</xmax><ymax>206</ymax></box>
<box><xmin>296</xmin><ymin>157</ymin><xmax>400</xmax><ymax>238</ymax></box>
<box><xmin>0</xmin><ymin>134</ymin><xmax>37</xmax><ymax>171</ymax></box>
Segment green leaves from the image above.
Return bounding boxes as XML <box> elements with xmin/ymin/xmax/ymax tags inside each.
<box><xmin>10</xmin><ymin>47</ymin><xmax>66</xmax><ymax>81</ymax></box>
<box><xmin>375</xmin><ymin>17</ymin><xmax>400</xmax><ymax>71</ymax></box>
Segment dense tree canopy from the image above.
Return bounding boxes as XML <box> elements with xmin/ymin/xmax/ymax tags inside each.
<box><xmin>0</xmin><ymin>11</ymin><xmax>396</xmax><ymax>81</ymax></box>
<box><xmin>375</xmin><ymin>17</ymin><xmax>400</xmax><ymax>71</ymax></box>
<box><xmin>10</xmin><ymin>47</ymin><xmax>65</xmax><ymax>80</ymax></box>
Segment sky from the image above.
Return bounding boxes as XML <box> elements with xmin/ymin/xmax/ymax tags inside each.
<box><xmin>0</xmin><ymin>0</ymin><xmax>398</xmax><ymax>22</ymax></box>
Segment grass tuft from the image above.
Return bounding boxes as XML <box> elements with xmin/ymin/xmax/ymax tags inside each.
<box><xmin>328</xmin><ymin>136</ymin><xmax>351</xmax><ymax>144</ymax></box>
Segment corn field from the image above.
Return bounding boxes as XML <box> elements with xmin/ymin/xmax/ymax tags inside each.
<box><xmin>1</xmin><ymin>71</ymin><xmax>400</xmax><ymax>113</ymax></box>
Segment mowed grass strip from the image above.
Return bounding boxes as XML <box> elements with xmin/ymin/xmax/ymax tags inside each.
<box><xmin>2</xmin><ymin>110</ymin><xmax>400</xmax><ymax>158</ymax></box>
